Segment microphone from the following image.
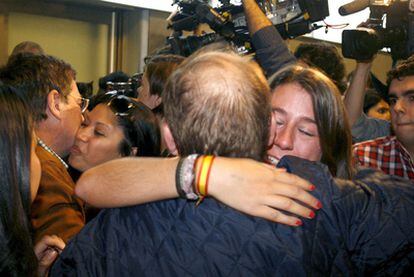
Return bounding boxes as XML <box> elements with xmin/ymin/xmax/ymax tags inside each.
<box><xmin>338</xmin><ymin>0</ymin><xmax>370</xmax><ymax>16</ymax></box>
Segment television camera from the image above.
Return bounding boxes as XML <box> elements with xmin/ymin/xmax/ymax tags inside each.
<box><xmin>163</xmin><ymin>0</ymin><xmax>330</xmax><ymax>56</ymax></box>
<box><xmin>340</xmin><ymin>0</ymin><xmax>414</xmax><ymax>61</ymax></box>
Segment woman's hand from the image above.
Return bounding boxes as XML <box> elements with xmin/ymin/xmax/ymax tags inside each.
<box><xmin>208</xmin><ymin>157</ymin><xmax>321</xmax><ymax>226</ymax></box>
<box><xmin>34</xmin><ymin>235</ymin><xmax>65</xmax><ymax>277</ymax></box>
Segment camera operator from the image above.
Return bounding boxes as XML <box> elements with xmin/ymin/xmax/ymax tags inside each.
<box><xmin>242</xmin><ymin>0</ymin><xmax>296</xmax><ymax>77</ymax></box>
<box><xmin>343</xmin><ymin>59</ymin><xmax>391</xmax><ymax>141</ymax></box>
<box><xmin>244</xmin><ymin>0</ymin><xmax>346</xmax><ymax>95</ymax></box>
<box><xmin>350</xmin><ymin>56</ymin><xmax>414</xmax><ymax>181</ymax></box>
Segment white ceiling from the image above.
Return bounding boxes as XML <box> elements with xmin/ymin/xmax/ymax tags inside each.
<box><xmin>99</xmin><ymin>0</ymin><xmax>177</xmax><ymax>12</ymax></box>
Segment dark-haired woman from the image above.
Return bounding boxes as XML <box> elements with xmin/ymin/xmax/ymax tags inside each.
<box><xmin>68</xmin><ymin>92</ymin><xmax>160</xmax><ymax>172</ymax></box>
<box><xmin>363</xmin><ymin>89</ymin><xmax>391</xmax><ymax>121</ymax></box>
<box><xmin>0</xmin><ymin>84</ymin><xmax>64</xmax><ymax>276</ymax></box>
<box><xmin>137</xmin><ymin>55</ymin><xmax>185</xmax><ymax>155</ymax></box>
<box><xmin>137</xmin><ymin>54</ymin><xmax>185</xmax><ymax>111</ymax></box>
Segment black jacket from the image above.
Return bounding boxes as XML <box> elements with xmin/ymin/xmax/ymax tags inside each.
<box><xmin>52</xmin><ymin>156</ymin><xmax>414</xmax><ymax>276</ymax></box>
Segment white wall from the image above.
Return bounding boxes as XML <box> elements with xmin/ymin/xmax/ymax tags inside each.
<box><xmin>308</xmin><ymin>0</ymin><xmax>370</xmax><ymax>44</ymax></box>
<box><xmin>8</xmin><ymin>12</ymin><xmax>109</xmax><ymax>87</ymax></box>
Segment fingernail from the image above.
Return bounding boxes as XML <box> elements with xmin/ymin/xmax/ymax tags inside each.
<box><xmin>295</xmin><ymin>220</ymin><xmax>303</xmax><ymax>226</ymax></box>
<box><xmin>44</xmin><ymin>249</ymin><xmax>58</xmax><ymax>261</ymax></box>
<box><xmin>47</xmin><ymin>246</ymin><xmax>62</xmax><ymax>255</ymax></box>
<box><xmin>316</xmin><ymin>201</ymin><xmax>323</xmax><ymax>209</ymax></box>
<box><xmin>309</xmin><ymin>185</ymin><xmax>316</xmax><ymax>191</ymax></box>
<box><xmin>309</xmin><ymin>211</ymin><xmax>315</xmax><ymax>219</ymax></box>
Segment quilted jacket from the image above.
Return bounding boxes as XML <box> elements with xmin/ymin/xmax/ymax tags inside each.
<box><xmin>51</xmin><ymin>156</ymin><xmax>414</xmax><ymax>276</ymax></box>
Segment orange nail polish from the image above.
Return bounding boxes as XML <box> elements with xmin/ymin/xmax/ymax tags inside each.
<box><xmin>296</xmin><ymin>220</ymin><xmax>303</xmax><ymax>226</ymax></box>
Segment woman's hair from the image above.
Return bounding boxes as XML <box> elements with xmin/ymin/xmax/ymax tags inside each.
<box><xmin>0</xmin><ymin>84</ymin><xmax>37</xmax><ymax>275</ymax></box>
<box><xmin>144</xmin><ymin>54</ymin><xmax>185</xmax><ymax>98</ymax></box>
<box><xmin>89</xmin><ymin>93</ymin><xmax>161</xmax><ymax>157</ymax></box>
<box><xmin>269</xmin><ymin>65</ymin><xmax>354</xmax><ymax>179</ymax></box>
<box><xmin>143</xmin><ymin>54</ymin><xmax>185</xmax><ymax>115</ymax></box>
<box><xmin>363</xmin><ymin>89</ymin><xmax>386</xmax><ymax>114</ymax></box>
<box><xmin>10</xmin><ymin>41</ymin><xmax>44</xmax><ymax>56</ymax></box>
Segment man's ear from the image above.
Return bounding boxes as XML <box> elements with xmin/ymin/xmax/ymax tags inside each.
<box><xmin>161</xmin><ymin>120</ymin><xmax>178</xmax><ymax>156</ymax></box>
<box><xmin>46</xmin><ymin>89</ymin><xmax>63</xmax><ymax>119</ymax></box>
<box><xmin>154</xmin><ymin>95</ymin><xmax>162</xmax><ymax>107</ymax></box>
<box><xmin>267</xmin><ymin>112</ymin><xmax>276</xmax><ymax>149</ymax></box>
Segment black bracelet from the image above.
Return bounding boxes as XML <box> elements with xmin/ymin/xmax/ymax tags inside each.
<box><xmin>175</xmin><ymin>157</ymin><xmax>187</xmax><ymax>199</ymax></box>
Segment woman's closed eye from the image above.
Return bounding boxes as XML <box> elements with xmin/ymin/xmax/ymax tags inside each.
<box><xmin>94</xmin><ymin>128</ymin><xmax>106</xmax><ymax>137</ymax></box>
<box><xmin>275</xmin><ymin>119</ymin><xmax>284</xmax><ymax>126</ymax></box>
<box><xmin>298</xmin><ymin>127</ymin><xmax>315</xmax><ymax>137</ymax></box>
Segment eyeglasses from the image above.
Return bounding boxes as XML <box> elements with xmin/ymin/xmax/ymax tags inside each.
<box><xmin>106</xmin><ymin>93</ymin><xmax>136</xmax><ymax>117</ymax></box>
<box><xmin>68</xmin><ymin>94</ymin><xmax>90</xmax><ymax>113</ymax></box>
<box><xmin>52</xmin><ymin>84</ymin><xmax>89</xmax><ymax>113</ymax></box>
<box><xmin>79</xmin><ymin>97</ymin><xmax>90</xmax><ymax>113</ymax></box>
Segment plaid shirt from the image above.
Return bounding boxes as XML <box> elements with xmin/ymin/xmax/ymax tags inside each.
<box><xmin>353</xmin><ymin>136</ymin><xmax>414</xmax><ymax>181</ymax></box>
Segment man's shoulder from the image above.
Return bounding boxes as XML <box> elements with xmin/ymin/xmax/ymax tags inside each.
<box><xmin>94</xmin><ymin>198</ymin><xmax>250</xmax><ymax>230</ymax></box>
<box><xmin>36</xmin><ymin>145</ymin><xmax>67</xmax><ymax>170</ymax></box>
<box><xmin>64</xmin><ymin>197</ymin><xmax>282</xmax><ymax>255</ymax></box>
<box><xmin>351</xmin><ymin>114</ymin><xmax>390</xmax><ymax>143</ymax></box>
<box><xmin>353</xmin><ymin>136</ymin><xmax>396</xmax><ymax>151</ymax></box>
<box><xmin>35</xmin><ymin>145</ymin><xmax>75</xmax><ymax>191</ymax></box>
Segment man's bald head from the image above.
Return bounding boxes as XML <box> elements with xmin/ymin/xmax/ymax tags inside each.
<box><xmin>164</xmin><ymin>51</ymin><xmax>271</xmax><ymax>161</ymax></box>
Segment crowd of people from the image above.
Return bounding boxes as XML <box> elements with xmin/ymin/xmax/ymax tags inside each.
<box><xmin>0</xmin><ymin>0</ymin><xmax>413</xmax><ymax>275</ymax></box>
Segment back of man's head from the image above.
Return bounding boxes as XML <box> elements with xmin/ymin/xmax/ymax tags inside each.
<box><xmin>294</xmin><ymin>42</ymin><xmax>346</xmax><ymax>94</ymax></box>
<box><xmin>0</xmin><ymin>53</ymin><xmax>76</xmax><ymax>122</ymax></box>
<box><xmin>387</xmin><ymin>54</ymin><xmax>414</xmax><ymax>86</ymax></box>
<box><xmin>163</xmin><ymin>52</ymin><xmax>271</xmax><ymax>161</ymax></box>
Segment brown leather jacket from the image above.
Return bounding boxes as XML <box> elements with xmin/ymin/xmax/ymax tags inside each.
<box><xmin>31</xmin><ymin>145</ymin><xmax>85</xmax><ymax>244</ymax></box>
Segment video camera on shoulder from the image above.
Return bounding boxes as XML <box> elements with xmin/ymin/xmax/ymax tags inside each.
<box><xmin>340</xmin><ymin>0</ymin><xmax>414</xmax><ymax>62</ymax></box>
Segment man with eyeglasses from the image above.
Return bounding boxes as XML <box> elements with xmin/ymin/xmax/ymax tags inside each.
<box><xmin>0</xmin><ymin>53</ymin><xmax>87</xmax><ymax>244</ymax></box>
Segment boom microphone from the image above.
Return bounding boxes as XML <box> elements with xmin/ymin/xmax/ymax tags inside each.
<box><xmin>338</xmin><ymin>0</ymin><xmax>370</xmax><ymax>16</ymax></box>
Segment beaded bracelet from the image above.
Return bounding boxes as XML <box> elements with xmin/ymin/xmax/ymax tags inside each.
<box><xmin>175</xmin><ymin>154</ymin><xmax>200</xmax><ymax>200</ymax></box>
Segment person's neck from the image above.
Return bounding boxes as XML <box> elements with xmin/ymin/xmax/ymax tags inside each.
<box><xmin>408</xmin><ymin>146</ymin><xmax>414</xmax><ymax>162</ymax></box>
<box><xmin>35</xmin><ymin>124</ymin><xmax>65</xmax><ymax>157</ymax></box>
<box><xmin>399</xmin><ymin>139</ymin><xmax>414</xmax><ymax>162</ymax></box>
